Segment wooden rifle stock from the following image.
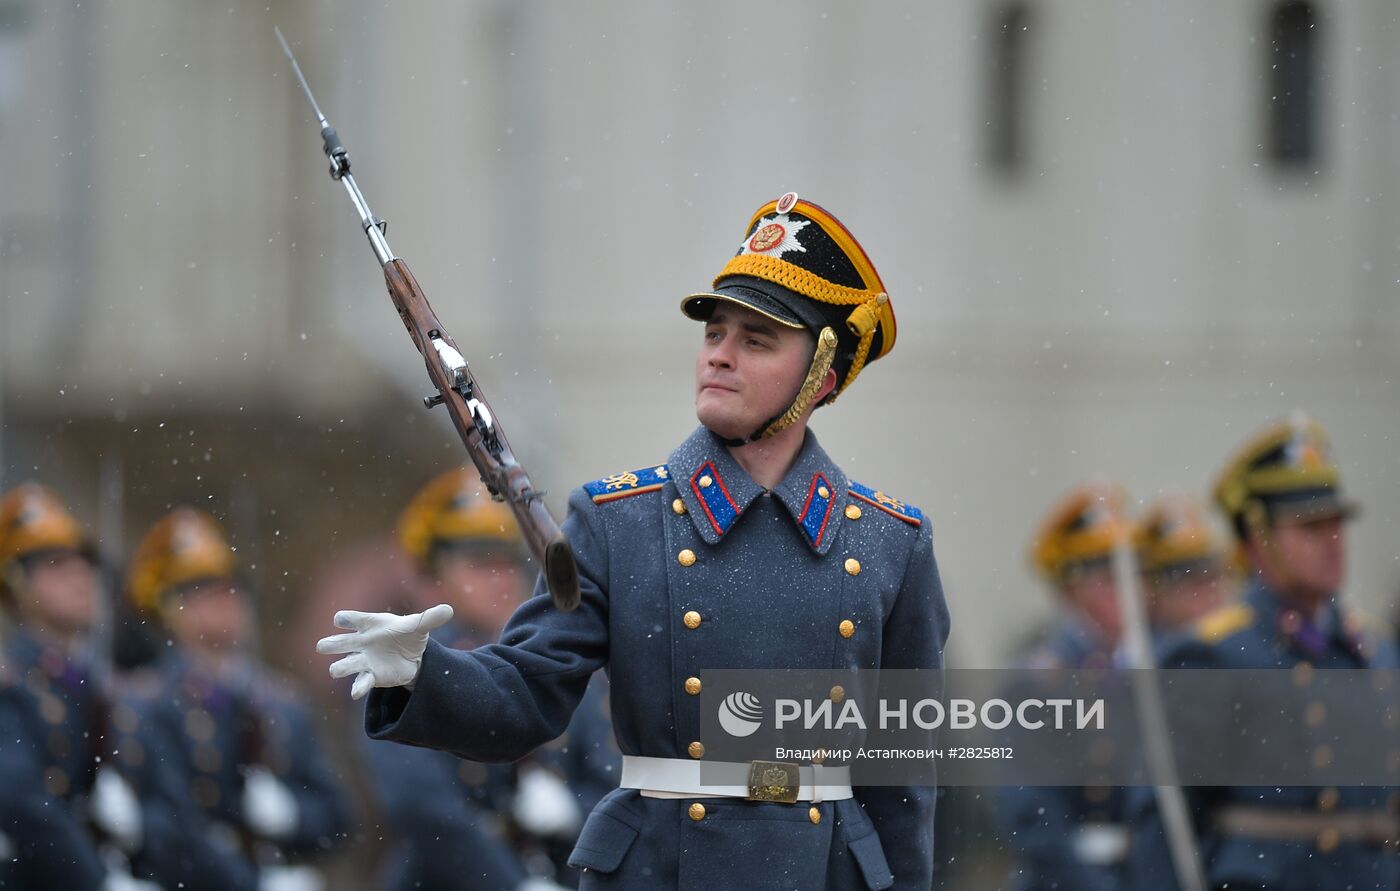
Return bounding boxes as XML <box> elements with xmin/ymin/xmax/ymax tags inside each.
<box><xmin>383</xmin><ymin>261</ymin><xmax>580</xmax><ymax>611</ymax></box>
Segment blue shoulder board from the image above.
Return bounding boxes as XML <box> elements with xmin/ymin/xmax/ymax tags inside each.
<box><xmin>584</xmin><ymin>464</ymin><xmax>670</xmax><ymax>504</ymax></box>
<box><xmin>848</xmin><ymin>481</ymin><xmax>923</xmax><ymax>526</ymax></box>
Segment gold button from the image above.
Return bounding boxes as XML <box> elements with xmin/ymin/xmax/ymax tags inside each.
<box><xmin>1311</xmin><ymin>744</ymin><xmax>1334</xmax><ymax>769</ymax></box>
<box><xmin>689</xmin><ymin>802</ymin><xmax>706</xmax><ymax>821</ymax></box>
<box><xmin>43</xmin><ymin>767</ymin><xmax>70</xmax><ymax>798</ymax></box>
<box><xmin>685</xmin><ymin>677</ymin><xmax>702</xmax><ymax>695</ymax></box>
<box><xmin>845</xmin><ymin>505</ymin><xmax>862</xmax><ymax>520</ymax></box>
<box><xmin>1317</xmin><ymin>827</ymin><xmax>1341</xmax><ymax>854</ymax></box>
<box><xmin>844</xmin><ymin>558</ymin><xmax>861</xmax><ymax>576</ymax></box>
<box><xmin>830</xmin><ymin>685</ymin><xmax>845</xmax><ymax>703</ymax></box>
<box><xmin>192</xmin><ymin>775</ymin><xmax>220</xmax><ymax>808</ymax></box>
<box><xmin>113</xmin><ymin>704</ymin><xmax>140</xmax><ymax>734</ymax></box>
<box><xmin>1305</xmin><ymin>701</ymin><xmax>1327</xmax><ymax>728</ymax></box>
<box><xmin>1317</xmin><ymin>787</ymin><xmax>1340</xmax><ymax>812</ymax></box>
<box><xmin>688</xmin><ymin>741</ymin><xmax>705</xmax><ymax>759</ymax></box>
<box><xmin>194</xmin><ymin>743</ymin><xmax>222</xmax><ymax>773</ymax></box>
<box><xmin>817</xmin><ymin>486</ymin><xmax>830</xmax><ymax>499</ymax></box>
<box><xmin>699</xmin><ymin>475</ymin><xmax>713</xmax><ymax>488</ymax></box>
<box><xmin>684</xmin><ymin>610</ymin><xmax>702</xmax><ymax>629</ymax></box>
<box><xmin>1280</xmin><ymin>609</ymin><xmax>1303</xmax><ymax>636</ymax></box>
<box><xmin>1293</xmin><ymin>662</ymin><xmax>1315</xmax><ymax>687</ymax></box>
<box><xmin>184</xmin><ymin>709</ymin><xmax>216</xmax><ymax>742</ymax></box>
<box><xmin>809</xmin><ymin>806</ymin><xmax>822</xmax><ymax>824</ymax></box>
<box><xmin>839</xmin><ymin>620</ymin><xmax>855</xmax><ymax>639</ymax></box>
<box><xmin>672</xmin><ymin>498</ymin><xmax>687</xmax><ymax>515</ymax></box>
<box><xmin>46</xmin><ymin>732</ymin><xmax>70</xmax><ymax>760</ymax></box>
<box><xmin>1088</xmin><ymin>740</ymin><xmax>1117</xmax><ymax>767</ymax></box>
<box><xmin>39</xmin><ymin>696</ymin><xmax>65</xmax><ymax>725</ymax></box>
<box><xmin>678</xmin><ymin>549</ymin><xmax>697</xmax><ymax>567</ymax></box>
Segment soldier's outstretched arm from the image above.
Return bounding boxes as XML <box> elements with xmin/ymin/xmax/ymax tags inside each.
<box><xmin>327</xmin><ymin>487</ymin><xmax>609</xmax><ymax>763</ymax></box>
<box><xmin>319</xmin><ymin>603</ymin><xmax>457</xmax><ymax>700</ymax></box>
<box><xmin>855</xmin><ymin>517</ymin><xmax>952</xmax><ymax>891</ymax></box>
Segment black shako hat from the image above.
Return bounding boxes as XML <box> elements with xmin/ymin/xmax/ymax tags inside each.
<box><xmin>681</xmin><ymin>192</ymin><xmax>896</xmax><ymax>443</ymax></box>
<box><xmin>1214</xmin><ymin>412</ymin><xmax>1359</xmax><ymax>538</ymax></box>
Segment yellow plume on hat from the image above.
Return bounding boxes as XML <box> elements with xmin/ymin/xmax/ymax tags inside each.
<box><xmin>126</xmin><ymin>508</ymin><xmax>237</xmax><ymax>611</ymax></box>
<box><xmin>397</xmin><ymin>468</ymin><xmax>521</xmax><ymax>567</ymax></box>
<box><xmin>0</xmin><ymin>483</ymin><xmax>87</xmax><ymax>575</ymax></box>
<box><xmin>1029</xmin><ymin>481</ymin><xmax>1132</xmax><ymax>581</ymax></box>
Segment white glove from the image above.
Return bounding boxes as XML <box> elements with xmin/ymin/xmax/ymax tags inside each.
<box><xmin>317</xmin><ymin>604</ymin><xmax>454</xmax><ymax>700</ymax></box>
<box><xmin>90</xmin><ymin>766</ymin><xmax>143</xmax><ymax>852</ymax></box>
<box><xmin>1072</xmin><ymin>823</ymin><xmax>1131</xmax><ymax>866</ymax></box>
<box><xmin>259</xmin><ymin>865</ymin><xmax>324</xmax><ymax>891</ymax></box>
<box><xmin>242</xmin><ymin>766</ymin><xmax>299</xmax><ymax>841</ymax></box>
<box><xmin>517</xmin><ymin>877</ymin><xmax>572</xmax><ymax>891</ymax></box>
<box><xmin>512</xmin><ymin>767</ymin><xmax>582</xmax><ymax>839</ymax></box>
<box><xmin>101</xmin><ymin>872</ymin><xmax>161</xmax><ymax>891</ymax></box>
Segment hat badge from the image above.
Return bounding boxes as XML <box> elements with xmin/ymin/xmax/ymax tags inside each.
<box><xmin>1082</xmin><ymin>503</ymin><xmax>1112</xmax><ymax>530</ymax></box>
<box><xmin>1286</xmin><ymin>435</ymin><xmax>1324</xmax><ymax>470</ymax></box>
<box><xmin>748</xmin><ymin>222</ymin><xmax>786</xmax><ymax>252</ymax></box>
<box><xmin>741</xmin><ymin>213</ymin><xmax>810</xmax><ymax>258</ymax></box>
<box><xmin>171</xmin><ymin>521</ymin><xmax>206</xmax><ymax>555</ymax></box>
<box><xmin>775</xmin><ymin>191</ymin><xmax>799</xmax><ymax>214</ymax></box>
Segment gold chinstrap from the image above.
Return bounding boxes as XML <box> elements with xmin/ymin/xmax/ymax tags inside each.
<box><xmin>761</xmin><ymin>327</ymin><xmax>838</xmax><ymax>439</ymax></box>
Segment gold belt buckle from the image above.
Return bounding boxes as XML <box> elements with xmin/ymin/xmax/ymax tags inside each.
<box><xmin>747</xmin><ymin>760</ymin><xmax>800</xmax><ymax>804</ymax></box>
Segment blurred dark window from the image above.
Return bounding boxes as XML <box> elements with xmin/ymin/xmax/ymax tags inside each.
<box><xmin>985</xmin><ymin>2</ymin><xmax>1032</xmax><ymax>176</ymax></box>
<box><xmin>1266</xmin><ymin>0</ymin><xmax>1320</xmax><ymax>167</ymax></box>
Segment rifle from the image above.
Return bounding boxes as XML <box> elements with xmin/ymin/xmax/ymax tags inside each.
<box><xmin>276</xmin><ymin>29</ymin><xmax>579</xmax><ymax>612</ymax></box>
<box><xmin>1110</xmin><ymin>534</ymin><xmax>1207</xmax><ymax>891</ymax></box>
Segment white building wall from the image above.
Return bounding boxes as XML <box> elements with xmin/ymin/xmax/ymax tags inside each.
<box><xmin>1</xmin><ymin>0</ymin><xmax>1395</xmax><ymax>663</ymax></box>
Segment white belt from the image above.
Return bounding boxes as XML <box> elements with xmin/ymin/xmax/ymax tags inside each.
<box><xmin>620</xmin><ymin>755</ymin><xmax>854</xmax><ymax>802</ymax></box>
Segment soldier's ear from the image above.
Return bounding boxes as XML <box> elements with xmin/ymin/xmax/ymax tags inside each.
<box><xmin>1</xmin><ymin>563</ymin><xmax>27</xmax><ymax>601</ymax></box>
<box><xmin>1241</xmin><ymin>501</ymin><xmax>1271</xmax><ymax>546</ymax></box>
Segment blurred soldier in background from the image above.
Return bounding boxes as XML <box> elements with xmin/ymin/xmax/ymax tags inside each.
<box><xmin>998</xmin><ymin>480</ymin><xmax>1133</xmax><ymax>891</ymax></box>
<box><xmin>124</xmin><ymin>507</ymin><xmax>349</xmax><ymax>891</ymax></box>
<box><xmin>1023</xmin><ymin>481</ymin><xmax>1131</xmax><ymax>670</ymax></box>
<box><xmin>1128</xmin><ymin>412</ymin><xmax>1399</xmax><ymax>890</ymax></box>
<box><xmin>0</xmin><ymin>483</ymin><xmax>160</xmax><ymax>890</ymax></box>
<box><xmin>363</xmin><ymin>468</ymin><xmax>617</xmax><ymax>891</ymax></box>
<box><xmin>1133</xmin><ymin>495</ymin><xmax>1237</xmax><ymax>637</ymax></box>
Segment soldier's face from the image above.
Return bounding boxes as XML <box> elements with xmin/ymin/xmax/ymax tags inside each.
<box><xmin>1265</xmin><ymin>516</ymin><xmax>1346</xmax><ymax>601</ymax></box>
<box><xmin>1062</xmin><ymin>565</ymin><xmax>1123</xmax><ymax>645</ymax></box>
<box><xmin>695</xmin><ymin>306</ymin><xmax>815</xmax><ymax>439</ymax></box>
<box><xmin>167</xmin><ymin>578</ymin><xmax>252</xmax><ymax>653</ymax></box>
<box><xmin>1148</xmin><ymin>572</ymin><xmax>1232</xmax><ymax>631</ymax></box>
<box><xmin>15</xmin><ymin>551</ymin><xmax>99</xmax><ymax>636</ymax></box>
<box><xmin>431</xmin><ymin>553</ymin><xmax>527</xmax><ymax>639</ymax></box>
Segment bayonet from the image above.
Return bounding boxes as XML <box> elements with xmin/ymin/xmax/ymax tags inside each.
<box><xmin>275</xmin><ymin>28</ymin><xmax>579</xmax><ymax>610</ymax></box>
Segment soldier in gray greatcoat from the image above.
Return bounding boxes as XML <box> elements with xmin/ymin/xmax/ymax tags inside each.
<box><xmin>319</xmin><ymin>192</ymin><xmax>952</xmax><ymax>890</ymax></box>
